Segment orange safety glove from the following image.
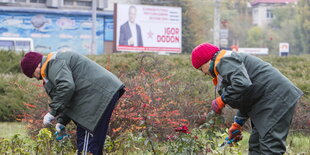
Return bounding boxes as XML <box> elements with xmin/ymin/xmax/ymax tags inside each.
<box><xmin>211</xmin><ymin>97</ymin><xmax>225</xmax><ymax>114</ymax></box>
<box><xmin>228</xmin><ymin>122</ymin><xmax>243</xmax><ymax>143</ymax></box>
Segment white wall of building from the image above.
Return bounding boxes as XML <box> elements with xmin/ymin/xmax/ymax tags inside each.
<box><xmin>252</xmin><ymin>5</ymin><xmax>274</xmax><ymax>27</ymax></box>
<box><xmin>106</xmin><ymin>0</ymin><xmax>140</xmax><ymax>10</ymax></box>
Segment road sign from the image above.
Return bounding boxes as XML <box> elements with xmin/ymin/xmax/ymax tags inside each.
<box><xmin>220</xmin><ymin>38</ymin><xmax>228</xmax><ymax>47</ymax></box>
<box><xmin>279</xmin><ymin>43</ymin><xmax>289</xmax><ymax>56</ymax></box>
<box><xmin>220</xmin><ymin>29</ymin><xmax>229</xmax><ymax>39</ymax></box>
<box><xmin>279</xmin><ymin>43</ymin><xmax>289</xmax><ymax>52</ymax></box>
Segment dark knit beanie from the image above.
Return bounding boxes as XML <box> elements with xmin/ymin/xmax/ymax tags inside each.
<box><xmin>20</xmin><ymin>52</ymin><xmax>43</xmax><ymax>78</ymax></box>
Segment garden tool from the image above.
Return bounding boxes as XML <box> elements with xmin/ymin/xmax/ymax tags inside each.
<box><xmin>219</xmin><ymin>130</ymin><xmax>242</xmax><ymax>150</ymax></box>
<box><xmin>219</xmin><ymin>137</ymin><xmax>234</xmax><ymax>149</ymax></box>
<box><xmin>55</xmin><ymin>123</ymin><xmax>70</xmax><ymax>141</ymax></box>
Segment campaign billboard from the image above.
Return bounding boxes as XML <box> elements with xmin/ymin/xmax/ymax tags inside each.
<box><xmin>115</xmin><ymin>4</ymin><xmax>182</xmax><ymax>53</ymax></box>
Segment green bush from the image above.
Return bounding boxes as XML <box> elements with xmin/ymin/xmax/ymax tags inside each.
<box><xmin>0</xmin><ymin>74</ymin><xmax>43</xmax><ymax>121</ymax></box>
<box><xmin>1</xmin><ymin>128</ymin><xmax>309</xmax><ymax>154</ymax></box>
<box><xmin>0</xmin><ymin>51</ymin><xmax>44</xmax><ymax>121</ymax></box>
<box><xmin>0</xmin><ymin>52</ymin><xmax>309</xmax><ymax>154</ymax></box>
<box><xmin>0</xmin><ymin>52</ymin><xmax>309</xmax><ymax>129</ymax></box>
<box><xmin>0</xmin><ymin>128</ymin><xmax>76</xmax><ymax>154</ymax></box>
<box><xmin>0</xmin><ymin>50</ymin><xmax>24</xmax><ymax>74</ymax></box>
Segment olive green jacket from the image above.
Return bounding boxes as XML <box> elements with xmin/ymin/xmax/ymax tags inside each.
<box><xmin>215</xmin><ymin>51</ymin><xmax>303</xmax><ymax>137</ymax></box>
<box><xmin>42</xmin><ymin>51</ymin><xmax>124</xmax><ymax>132</ymax></box>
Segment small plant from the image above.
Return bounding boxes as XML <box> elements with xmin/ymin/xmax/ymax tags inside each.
<box><xmin>0</xmin><ymin>128</ymin><xmax>75</xmax><ymax>154</ymax></box>
<box><xmin>165</xmin><ymin>125</ymin><xmax>205</xmax><ymax>154</ymax></box>
<box><xmin>0</xmin><ymin>134</ymin><xmax>31</xmax><ymax>155</ymax></box>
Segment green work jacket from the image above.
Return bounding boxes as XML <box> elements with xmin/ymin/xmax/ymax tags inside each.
<box><xmin>41</xmin><ymin>51</ymin><xmax>124</xmax><ymax>132</ymax></box>
<box><xmin>214</xmin><ymin>51</ymin><xmax>303</xmax><ymax>137</ymax></box>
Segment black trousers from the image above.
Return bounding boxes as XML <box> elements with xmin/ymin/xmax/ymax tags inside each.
<box><xmin>76</xmin><ymin>88</ymin><xmax>124</xmax><ymax>155</ymax></box>
<box><xmin>248</xmin><ymin>104</ymin><xmax>296</xmax><ymax>155</ymax></box>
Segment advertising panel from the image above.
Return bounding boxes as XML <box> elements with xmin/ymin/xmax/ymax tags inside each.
<box><xmin>115</xmin><ymin>4</ymin><xmax>182</xmax><ymax>53</ymax></box>
<box><xmin>238</xmin><ymin>48</ymin><xmax>269</xmax><ymax>55</ymax></box>
<box><xmin>0</xmin><ymin>11</ymin><xmax>109</xmax><ymax>55</ymax></box>
<box><xmin>104</xmin><ymin>17</ymin><xmax>114</xmax><ymax>41</ymax></box>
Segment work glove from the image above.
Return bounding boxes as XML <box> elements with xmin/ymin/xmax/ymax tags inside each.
<box><xmin>223</xmin><ymin>115</ymin><xmax>248</xmax><ymax>146</ymax></box>
<box><xmin>228</xmin><ymin>122</ymin><xmax>243</xmax><ymax>143</ymax></box>
<box><xmin>43</xmin><ymin>112</ymin><xmax>55</xmax><ymax>125</ymax></box>
<box><xmin>55</xmin><ymin>123</ymin><xmax>70</xmax><ymax>141</ymax></box>
<box><xmin>211</xmin><ymin>97</ymin><xmax>225</xmax><ymax>114</ymax></box>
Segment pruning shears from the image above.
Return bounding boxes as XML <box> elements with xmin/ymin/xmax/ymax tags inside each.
<box><xmin>219</xmin><ymin>130</ymin><xmax>241</xmax><ymax>149</ymax></box>
<box><xmin>55</xmin><ymin>130</ymin><xmax>70</xmax><ymax>141</ymax></box>
<box><xmin>219</xmin><ymin>137</ymin><xmax>234</xmax><ymax>149</ymax></box>
<box><xmin>55</xmin><ymin>125</ymin><xmax>70</xmax><ymax>141</ymax></box>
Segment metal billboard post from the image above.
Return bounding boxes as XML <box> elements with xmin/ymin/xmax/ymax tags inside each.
<box><xmin>91</xmin><ymin>0</ymin><xmax>97</xmax><ymax>55</ymax></box>
<box><xmin>213</xmin><ymin>0</ymin><xmax>220</xmax><ymax>47</ymax></box>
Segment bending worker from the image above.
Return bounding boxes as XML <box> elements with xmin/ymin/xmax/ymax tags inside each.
<box><xmin>191</xmin><ymin>42</ymin><xmax>303</xmax><ymax>154</ymax></box>
<box><xmin>20</xmin><ymin>51</ymin><xmax>125</xmax><ymax>155</ymax></box>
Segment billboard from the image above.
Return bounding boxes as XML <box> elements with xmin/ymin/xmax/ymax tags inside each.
<box><xmin>104</xmin><ymin>17</ymin><xmax>114</xmax><ymax>41</ymax></box>
<box><xmin>238</xmin><ymin>48</ymin><xmax>269</xmax><ymax>55</ymax></box>
<box><xmin>115</xmin><ymin>4</ymin><xmax>182</xmax><ymax>53</ymax></box>
<box><xmin>0</xmin><ymin>10</ymin><xmax>113</xmax><ymax>55</ymax></box>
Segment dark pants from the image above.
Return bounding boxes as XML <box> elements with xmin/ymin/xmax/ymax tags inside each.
<box><xmin>248</xmin><ymin>104</ymin><xmax>296</xmax><ymax>155</ymax></box>
<box><xmin>76</xmin><ymin>89</ymin><xmax>124</xmax><ymax>155</ymax></box>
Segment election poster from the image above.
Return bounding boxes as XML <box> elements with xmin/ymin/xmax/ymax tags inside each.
<box><xmin>115</xmin><ymin>4</ymin><xmax>182</xmax><ymax>53</ymax></box>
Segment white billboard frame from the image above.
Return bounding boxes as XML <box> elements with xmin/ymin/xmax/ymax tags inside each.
<box><xmin>238</xmin><ymin>48</ymin><xmax>269</xmax><ymax>55</ymax></box>
<box><xmin>114</xmin><ymin>3</ymin><xmax>182</xmax><ymax>53</ymax></box>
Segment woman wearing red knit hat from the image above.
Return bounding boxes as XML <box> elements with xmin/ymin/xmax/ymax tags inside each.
<box><xmin>191</xmin><ymin>42</ymin><xmax>303</xmax><ymax>154</ymax></box>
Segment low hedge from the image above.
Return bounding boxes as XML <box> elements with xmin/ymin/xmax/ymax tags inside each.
<box><xmin>0</xmin><ymin>51</ymin><xmax>308</xmax><ymax>131</ymax></box>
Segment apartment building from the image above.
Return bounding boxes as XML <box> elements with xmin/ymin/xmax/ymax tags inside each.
<box><xmin>251</xmin><ymin>0</ymin><xmax>299</xmax><ymax>27</ymax></box>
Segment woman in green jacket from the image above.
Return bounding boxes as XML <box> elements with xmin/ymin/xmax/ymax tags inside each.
<box><xmin>20</xmin><ymin>51</ymin><xmax>125</xmax><ymax>155</ymax></box>
<box><xmin>191</xmin><ymin>43</ymin><xmax>303</xmax><ymax>154</ymax></box>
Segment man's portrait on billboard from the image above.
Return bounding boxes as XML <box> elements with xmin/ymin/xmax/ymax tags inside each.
<box><xmin>119</xmin><ymin>5</ymin><xmax>143</xmax><ymax>46</ymax></box>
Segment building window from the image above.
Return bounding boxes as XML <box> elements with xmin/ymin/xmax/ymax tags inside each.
<box><xmin>76</xmin><ymin>0</ymin><xmax>91</xmax><ymax>7</ymax></box>
<box><xmin>0</xmin><ymin>40</ymin><xmax>14</xmax><ymax>51</ymax></box>
<box><xmin>63</xmin><ymin>0</ymin><xmax>93</xmax><ymax>8</ymax></box>
<box><xmin>30</xmin><ymin>0</ymin><xmax>46</xmax><ymax>3</ymax></box>
<box><xmin>64</xmin><ymin>0</ymin><xmax>74</xmax><ymax>6</ymax></box>
<box><xmin>266</xmin><ymin>9</ymin><xmax>273</xmax><ymax>19</ymax></box>
<box><xmin>15</xmin><ymin>41</ymin><xmax>31</xmax><ymax>51</ymax></box>
<box><xmin>15</xmin><ymin>0</ymin><xmax>27</xmax><ymax>3</ymax></box>
<box><xmin>253</xmin><ymin>9</ymin><xmax>258</xmax><ymax>24</ymax></box>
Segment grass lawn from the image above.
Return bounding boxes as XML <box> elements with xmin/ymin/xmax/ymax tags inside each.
<box><xmin>0</xmin><ymin>122</ymin><xmax>27</xmax><ymax>138</ymax></box>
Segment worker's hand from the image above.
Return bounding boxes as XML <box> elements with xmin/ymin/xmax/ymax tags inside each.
<box><xmin>55</xmin><ymin>123</ymin><xmax>69</xmax><ymax>141</ymax></box>
<box><xmin>43</xmin><ymin>112</ymin><xmax>55</xmax><ymax>125</ymax></box>
<box><xmin>228</xmin><ymin>122</ymin><xmax>243</xmax><ymax>143</ymax></box>
<box><xmin>211</xmin><ymin>97</ymin><xmax>225</xmax><ymax>114</ymax></box>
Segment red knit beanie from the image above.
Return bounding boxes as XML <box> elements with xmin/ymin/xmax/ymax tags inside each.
<box><xmin>20</xmin><ymin>52</ymin><xmax>43</xmax><ymax>78</ymax></box>
<box><xmin>191</xmin><ymin>43</ymin><xmax>220</xmax><ymax>69</ymax></box>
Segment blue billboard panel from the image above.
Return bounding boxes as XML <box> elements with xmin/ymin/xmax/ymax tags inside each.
<box><xmin>0</xmin><ymin>11</ymin><xmax>111</xmax><ymax>55</ymax></box>
<box><xmin>104</xmin><ymin>17</ymin><xmax>113</xmax><ymax>41</ymax></box>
